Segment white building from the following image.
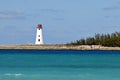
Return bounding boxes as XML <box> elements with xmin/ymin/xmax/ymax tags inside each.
<box><xmin>35</xmin><ymin>24</ymin><xmax>44</xmax><ymax>44</ymax></box>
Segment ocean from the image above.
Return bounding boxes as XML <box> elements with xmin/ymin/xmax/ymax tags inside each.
<box><xmin>0</xmin><ymin>50</ymin><xmax>120</xmax><ymax>80</ymax></box>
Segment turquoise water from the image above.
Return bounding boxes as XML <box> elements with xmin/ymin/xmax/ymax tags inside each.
<box><xmin>0</xmin><ymin>50</ymin><xmax>120</xmax><ymax>80</ymax></box>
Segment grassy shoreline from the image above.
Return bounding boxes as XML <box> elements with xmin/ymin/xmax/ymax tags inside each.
<box><xmin>0</xmin><ymin>44</ymin><xmax>120</xmax><ymax>50</ymax></box>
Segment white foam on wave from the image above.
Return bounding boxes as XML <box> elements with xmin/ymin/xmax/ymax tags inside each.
<box><xmin>4</xmin><ymin>73</ymin><xmax>23</xmax><ymax>77</ymax></box>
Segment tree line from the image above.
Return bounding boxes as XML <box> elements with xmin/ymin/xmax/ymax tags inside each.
<box><xmin>68</xmin><ymin>32</ymin><xmax>120</xmax><ymax>47</ymax></box>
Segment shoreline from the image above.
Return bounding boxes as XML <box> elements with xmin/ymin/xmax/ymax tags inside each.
<box><xmin>0</xmin><ymin>44</ymin><xmax>120</xmax><ymax>50</ymax></box>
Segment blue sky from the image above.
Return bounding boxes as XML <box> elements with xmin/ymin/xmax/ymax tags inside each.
<box><xmin>0</xmin><ymin>0</ymin><xmax>120</xmax><ymax>44</ymax></box>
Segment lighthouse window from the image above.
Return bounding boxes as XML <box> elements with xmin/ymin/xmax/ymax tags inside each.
<box><xmin>38</xmin><ymin>39</ymin><xmax>40</xmax><ymax>42</ymax></box>
<box><xmin>38</xmin><ymin>35</ymin><xmax>40</xmax><ymax>37</ymax></box>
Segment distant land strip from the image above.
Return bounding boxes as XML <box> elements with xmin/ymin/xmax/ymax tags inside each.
<box><xmin>0</xmin><ymin>44</ymin><xmax>120</xmax><ymax>50</ymax></box>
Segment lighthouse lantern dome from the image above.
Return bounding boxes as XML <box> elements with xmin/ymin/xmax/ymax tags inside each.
<box><xmin>37</xmin><ymin>24</ymin><xmax>42</xmax><ymax>29</ymax></box>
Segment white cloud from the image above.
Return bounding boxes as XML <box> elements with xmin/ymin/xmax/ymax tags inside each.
<box><xmin>39</xmin><ymin>9</ymin><xmax>63</xmax><ymax>13</ymax></box>
<box><xmin>103</xmin><ymin>6</ymin><xmax>120</xmax><ymax>11</ymax></box>
<box><xmin>0</xmin><ymin>10</ymin><xmax>25</xmax><ymax>19</ymax></box>
<box><xmin>0</xmin><ymin>14</ymin><xmax>12</xmax><ymax>19</ymax></box>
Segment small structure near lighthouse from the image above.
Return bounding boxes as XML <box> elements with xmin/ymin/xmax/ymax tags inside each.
<box><xmin>35</xmin><ymin>24</ymin><xmax>44</xmax><ymax>44</ymax></box>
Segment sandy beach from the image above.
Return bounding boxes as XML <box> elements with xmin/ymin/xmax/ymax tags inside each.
<box><xmin>0</xmin><ymin>44</ymin><xmax>120</xmax><ymax>50</ymax></box>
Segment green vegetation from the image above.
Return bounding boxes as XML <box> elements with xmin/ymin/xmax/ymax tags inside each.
<box><xmin>69</xmin><ymin>32</ymin><xmax>120</xmax><ymax>47</ymax></box>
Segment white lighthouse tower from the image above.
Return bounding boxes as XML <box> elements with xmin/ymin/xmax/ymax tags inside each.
<box><xmin>35</xmin><ymin>24</ymin><xmax>44</xmax><ymax>44</ymax></box>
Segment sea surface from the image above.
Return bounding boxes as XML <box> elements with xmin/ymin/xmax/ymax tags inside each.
<box><xmin>0</xmin><ymin>50</ymin><xmax>120</xmax><ymax>80</ymax></box>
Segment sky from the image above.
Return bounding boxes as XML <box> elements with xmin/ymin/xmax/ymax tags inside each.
<box><xmin>0</xmin><ymin>0</ymin><xmax>120</xmax><ymax>44</ymax></box>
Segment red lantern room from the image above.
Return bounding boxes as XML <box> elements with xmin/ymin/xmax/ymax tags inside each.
<box><xmin>37</xmin><ymin>24</ymin><xmax>42</xmax><ymax>29</ymax></box>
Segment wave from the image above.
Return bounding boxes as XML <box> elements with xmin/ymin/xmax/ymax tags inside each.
<box><xmin>2</xmin><ymin>65</ymin><xmax>120</xmax><ymax>69</ymax></box>
<box><xmin>4</xmin><ymin>73</ymin><xmax>23</xmax><ymax>77</ymax></box>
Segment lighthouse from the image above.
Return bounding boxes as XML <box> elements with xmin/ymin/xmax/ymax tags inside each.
<box><xmin>35</xmin><ymin>24</ymin><xmax>44</xmax><ymax>44</ymax></box>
